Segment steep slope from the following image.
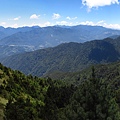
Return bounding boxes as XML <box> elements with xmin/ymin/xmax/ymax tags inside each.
<box><xmin>1</xmin><ymin>37</ymin><xmax>120</xmax><ymax>76</ymax></box>
<box><xmin>1</xmin><ymin>61</ymin><xmax>120</xmax><ymax>119</ymax></box>
<box><xmin>0</xmin><ymin>63</ymin><xmax>74</xmax><ymax>120</ymax></box>
<box><xmin>46</xmin><ymin>61</ymin><xmax>120</xmax><ymax>84</ymax></box>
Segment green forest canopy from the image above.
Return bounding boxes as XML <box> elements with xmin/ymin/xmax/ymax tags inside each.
<box><xmin>1</xmin><ymin>62</ymin><xmax>120</xmax><ymax>120</ymax></box>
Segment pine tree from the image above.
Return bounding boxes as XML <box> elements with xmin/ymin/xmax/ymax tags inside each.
<box><xmin>64</xmin><ymin>67</ymin><xmax>120</xmax><ymax>120</ymax></box>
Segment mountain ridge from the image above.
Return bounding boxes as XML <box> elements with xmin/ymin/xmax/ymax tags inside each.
<box><xmin>1</xmin><ymin>37</ymin><xmax>120</xmax><ymax>77</ymax></box>
<box><xmin>1</xmin><ymin>25</ymin><xmax>120</xmax><ymax>58</ymax></box>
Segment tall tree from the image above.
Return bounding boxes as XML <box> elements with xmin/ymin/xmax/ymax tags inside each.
<box><xmin>64</xmin><ymin>67</ymin><xmax>120</xmax><ymax>120</ymax></box>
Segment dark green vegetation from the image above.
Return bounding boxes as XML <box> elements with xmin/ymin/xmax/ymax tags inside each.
<box><xmin>2</xmin><ymin>36</ymin><xmax>120</xmax><ymax>77</ymax></box>
<box><xmin>1</xmin><ymin>25</ymin><xmax>120</xmax><ymax>119</ymax></box>
<box><xmin>1</xmin><ymin>25</ymin><xmax>120</xmax><ymax>58</ymax></box>
<box><xmin>1</xmin><ymin>61</ymin><xmax>120</xmax><ymax>119</ymax></box>
<box><xmin>0</xmin><ymin>63</ymin><xmax>75</xmax><ymax>120</ymax></box>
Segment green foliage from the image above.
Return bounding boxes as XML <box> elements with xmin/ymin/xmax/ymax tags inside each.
<box><xmin>0</xmin><ymin>63</ymin><xmax>76</xmax><ymax>120</ymax></box>
<box><xmin>1</xmin><ymin>63</ymin><xmax>120</xmax><ymax>120</ymax></box>
<box><xmin>61</xmin><ymin>67</ymin><xmax>120</xmax><ymax>120</ymax></box>
<box><xmin>4</xmin><ymin>96</ymin><xmax>42</xmax><ymax>120</ymax></box>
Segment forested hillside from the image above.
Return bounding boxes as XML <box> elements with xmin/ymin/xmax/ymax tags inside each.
<box><xmin>1</xmin><ymin>62</ymin><xmax>120</xmax><ymax>119</ymax></box>
<box><xmin>1</xmin><ymin>27</ymin><xmax>120</xmax><ymax>120</ymax></box>
<box><xmin>2</xmin><ymin>37</ymin><xmax>120</xmax><ymax>77</ymax></box>
<box><xmin>45</xmin><ymin>61</ymin><xmax>120</xmax><ymax>84</ymax></box>
<box><xmin>0</xmin><ymin>63</ymin><xmax>75</xmax><ymax>120</ymax></box>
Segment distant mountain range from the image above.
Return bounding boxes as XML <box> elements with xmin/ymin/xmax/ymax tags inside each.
<box><xmin>0</xmin><ymin>26</ymin><xmax>40</xmax><ymax>39</ymax></box>
<box><xmin>1</xmin><ymin>37</ymin><xmax>120</xmax><ymax>76</ymax></box>
<box><xmin>1</xmin><ymin>25</ymin><xmax>120</xmax><ymax>58</ymax></box>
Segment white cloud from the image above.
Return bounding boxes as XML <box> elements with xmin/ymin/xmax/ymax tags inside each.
<box><xmin>79</xmin><ymin>20</ymin><xmax>120</xmax><ymax>30</ymax></box>
<box><xmin>80</xmin><ymin>20</ymin><xmax>106</xmax><ymax>26</ymax></box>
<box><xmin>56</xmin><ymin>21</ymin><xmax>79</xmax><ymax>26</ymax></box>
<box><xmin>66</xmin><ymin>16</ymin><xmax>71</xmax><ymax>20</ymax></box>
<box><xmin>38</xmin><ymin>22</ymin><xmax>51</xmax><ymax>27</ymax></box>
<box><xmin>103</xmin><ymin>23</ymin><xmax>120</xmax><ymax>30</ymax></box>
<box><xmin>52</xmin><ymin>13</ymin><xmax>61</xmax><ymax>19</ymax></box>
<box><xmin>14</xmin><ymin>16</ymin><xmax>21</xmax><ymax>21</ymax></box>
<box><xmin>73</xmin><ymin>17</ymin><xmax>77</xmax><ymax>20</ymax></box>
<box><xmin>66</xmin><ymin>16</ymin><xmax>77</xmax><ymax>20</ymax></box>
<box><xmin>30</xmin><ymin>14</ymin><xmax>40</xmax><ymax>19</ymax></box>
<box><xmin>22</xmin><ymin>21</ymin><xmax>52</xmax><ymax>27</ymax></box>
<box><xmin>1</xmin><ymin>22</ymin><xmax>6</xmax><ymax>25</ymax></box>
<box><xmin>0</xmin><ymin>22</ymin><xmax>8</xmax><ymax>28</ymax></box>
<box><xmin>82</xmin><ymin>0</ymin><xmax>119</xmax><ymax>8</ymax></box>
<box><xmin>12</xmin><ymin>24</ymin><xmax>19</xmax><ymax>28</ymax></box>
<box><xmin>80</xmin><ymin>21</ymin><xmax>95</xmax><ymax>26</ymax></box>
<box><xmin>8</xmin><ymin>16</ymin><xmax>21</xmax><ymax>21</ymax></box>
<box><xmin>43</xmin><ymin>22</ymin><xmax>51</xmax><ymax>26</ymax></box>
<box><xmin>5</xmin><ymin>24</ymin><xmax>19</xmax><ymax>28</ymax></box>
<box><xmin>56</xmin><ymin>21</ymin><xmax>68</xmax><ymax>25</ymax></box>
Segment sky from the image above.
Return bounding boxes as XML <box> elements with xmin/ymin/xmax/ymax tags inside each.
<box><xmin>0</xmin><ymin>0</ymin><xmax>120</xmax><ymax>29</ymax></box>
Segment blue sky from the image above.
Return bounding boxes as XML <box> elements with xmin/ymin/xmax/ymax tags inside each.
<box><xmin>0</xmin><ymin>0</ymin><xmax>120</xmax><ymax>29</ymax></box>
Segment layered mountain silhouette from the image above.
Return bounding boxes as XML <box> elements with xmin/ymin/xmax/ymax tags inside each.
<box><xmin>1</xmin><ymin>25</ymin><xmax>120</xmax><ymax>58</ymax></box>
<box><xmin>1</xmin><ymin>37</ymin><xmax>120</xmax><ymax>76</ymax></box>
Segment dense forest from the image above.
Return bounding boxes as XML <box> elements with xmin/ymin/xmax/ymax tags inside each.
<box><xmin>1</xmin><ymin>61</ymin><xmax>120</xmax><ymax>120</ymax></box>
<box><xmin>2</xmin><ymin>36</ymin><xmax>120</xmax><ymax>77</ymax></box>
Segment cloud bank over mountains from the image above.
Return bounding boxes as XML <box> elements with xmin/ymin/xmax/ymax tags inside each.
<box><xmin>0</xmin><ymin>0</ymin><xmax>120</xmax><ymax>29</ymax></box>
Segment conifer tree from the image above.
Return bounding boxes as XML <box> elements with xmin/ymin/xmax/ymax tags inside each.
<box><xmin>64</xmin><ymin>67</ymin><xmax>120</xmax><ymax>120</ymax></box>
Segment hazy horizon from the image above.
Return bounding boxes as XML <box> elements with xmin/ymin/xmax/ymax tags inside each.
<box><xmin>0</xmin><ymin>0</ymin><xmax>120</xmax><ymax>29</ymax></box>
